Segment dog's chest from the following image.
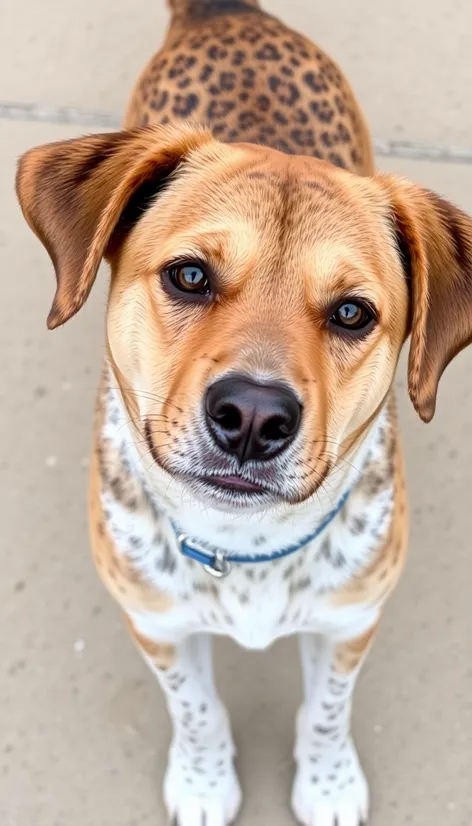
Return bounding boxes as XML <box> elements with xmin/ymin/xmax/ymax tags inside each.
<box><xmin>106</xmin><ymin>489</ymin><xmax>388</xmax><ymax>649</ymax></box>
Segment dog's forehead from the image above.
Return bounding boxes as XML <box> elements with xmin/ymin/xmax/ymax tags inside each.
<box><xmin>176</xmin><ymin>140</ymin><xmax>383</xmax><ymax>245</ymax></box>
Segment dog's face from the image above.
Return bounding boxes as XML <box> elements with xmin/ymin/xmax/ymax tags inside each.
<box><xmin>16</xmin><ymin>125</ymin><xmax>472</xmax><ymax>510</ymax></box>
<box><xmin>105</xmin><ymin>140</ymin><xmax>408</xmax><ymax>508</ymax></box>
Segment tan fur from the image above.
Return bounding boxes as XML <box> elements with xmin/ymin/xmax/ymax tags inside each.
<box><xmin>124</xmin><ymin>2</ymin><xmax>374</xmax><ymax>177</ymax></box>
<box><xmin>125</xmin><ymin>616</ymin><xmax>176</xmax><ymax>670</ymax></box>
<box><xmin>334</xmin><ymin>624</ymin><xmax>378</xmax><ymax>675</ymax></box>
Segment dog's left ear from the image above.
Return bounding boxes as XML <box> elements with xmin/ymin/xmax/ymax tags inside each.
<box><xmin>16</xmin><ymin>123</ymin><xmax>213</xmax><ymax>329</ymax></box>
<box><xmin>376</xmin><ymin>174</ymin><xmax>472</xmax><ymax>422</ymax></box>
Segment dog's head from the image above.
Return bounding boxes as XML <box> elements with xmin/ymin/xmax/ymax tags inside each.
<box><xmin>16</xmin><ymin>124</ymin><xmax>472</xmax><ymax>510</ymax></box>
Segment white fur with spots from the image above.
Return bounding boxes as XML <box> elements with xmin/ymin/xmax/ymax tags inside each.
<box><xmin>99</xmin><ymin>373</ymin><xmax>395</xmax><ymax>825</ymax></box>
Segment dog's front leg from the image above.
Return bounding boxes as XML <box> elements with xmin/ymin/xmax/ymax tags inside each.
<box><xmin>128</xmin><ymin>625</ymin><xmax>241</xmax><ymax>826</ymax></box>
<box><xmin>292</xmin><ymin>627</ymin><xmax>378</xmax><ymax>826</ymax></box>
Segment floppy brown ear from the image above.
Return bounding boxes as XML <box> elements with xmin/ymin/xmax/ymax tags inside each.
<box><xmin>15</xmin><ymin>123</ymin><xmax>212</xmax><ymax>329</ymax></box>
<box><xmin>376</xmin><ymin>174</ymin><xmax>472</xmax><ymax>422</ymax></box>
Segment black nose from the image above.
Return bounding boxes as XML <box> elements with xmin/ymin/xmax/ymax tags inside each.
<box><xmin>205</xmin><ymin>376</ymin><xmax>302</xmax><ymax>463</ymax></box>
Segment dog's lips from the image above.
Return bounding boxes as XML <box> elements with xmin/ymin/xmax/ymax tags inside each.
<box><xmin>199</xmin><ymin>474</ymin><xmax>267</xmax><ymax>495</ymax></box>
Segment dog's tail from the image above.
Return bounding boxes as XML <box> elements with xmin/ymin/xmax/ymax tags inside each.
<box><xmin>168</xmin><ymin>0</ymin><xmax>261</xmax><ymax>22</ymax></box>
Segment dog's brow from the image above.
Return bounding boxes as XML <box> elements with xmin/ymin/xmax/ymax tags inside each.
<box><xmin>303</xmin><ymin>180</ymin><xmax>332</xmax><ymax>195</ymax></box>
<box><xmin>246</xmin><ymin>169</ymin><xmax>283</xmax><ymax>185</ymax></box>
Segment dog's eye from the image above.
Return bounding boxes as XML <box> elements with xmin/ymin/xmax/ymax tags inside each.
<box><xmin>329</xmin><ymin>300</ymin><xmax>375</xmax><ymax>335</ymax></box>
<box><xmin>165</xmin><ymin>262</ymin><xmax>211</xmax><ymax>296</ymax></box>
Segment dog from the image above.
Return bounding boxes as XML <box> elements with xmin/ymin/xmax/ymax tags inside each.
<box><xmin>15</xmin><ymin>0</ymin><xmax>472</xmax><ymax>824</ymax></box>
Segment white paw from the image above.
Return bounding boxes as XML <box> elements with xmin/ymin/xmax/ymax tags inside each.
<box><xmin>164</xmin><ymin>739</ymin><xmax>242</xmax><ymax>825</ymax></box>
<box><xmin>291</xmin><ymin>738</ymin><xmax>369</xmax><ymax>826</ymax></box>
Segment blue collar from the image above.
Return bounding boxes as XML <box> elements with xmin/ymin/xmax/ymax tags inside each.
<box><xmin>171</xmin><ymin>488</ymin><xmax>350</xmax><ymax>578</ymax></box>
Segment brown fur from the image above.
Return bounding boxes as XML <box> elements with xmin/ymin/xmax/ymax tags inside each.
<box><xmin>334</xmin><ymin>624</ymin><xmax>378</xmax><ymax>675</ymax></box>
<box><xmin>125</xmin><ymin>615</ymin><xmax>176</xmax><ymax>670</ymax></box>
<box><xmin>125</xmin><ymin>0</ymin><xmax>373</xmax><ymax>177</ymax></box>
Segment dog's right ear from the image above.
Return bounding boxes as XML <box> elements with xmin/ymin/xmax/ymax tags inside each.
<box><xmin>15</xmin><ymin>123</ymin><xmax>213</xmax><ymax>329</ymax></box>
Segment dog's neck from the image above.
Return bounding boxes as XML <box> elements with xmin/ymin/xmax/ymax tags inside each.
<box><xmin>103</xmin><ymin>365</ymin><xmax>384</xmax><ymax>557</ymax></box>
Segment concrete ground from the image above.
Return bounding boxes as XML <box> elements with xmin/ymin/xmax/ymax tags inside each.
<box><xmin>1</xmin><ymin>1</ymin><xmax>471</xmax><ymax>824</ymax></box>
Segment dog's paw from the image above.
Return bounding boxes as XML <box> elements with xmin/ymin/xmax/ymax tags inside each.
<box><xmin>291</xmin><ymin>738</ymin><xmax>369</xmax><ymax>826</ymax></box>
<box><xmin>164</xmin><ymin>739</ymin><xmax>242</xmax><ymax>825</ymax></box>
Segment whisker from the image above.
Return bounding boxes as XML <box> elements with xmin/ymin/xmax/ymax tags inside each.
<box><xmin>117</xmin><ymin>415</ymin><xmax>172</xmax><ymax>433</ymax></box>
<box><xmin>106</xmin><ymin>386</ymin><xmax>184</xmax><ymax>413</ymax></box>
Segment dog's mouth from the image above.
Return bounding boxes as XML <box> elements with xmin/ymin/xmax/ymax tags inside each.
<box><xmin>179</xmin><ymin>470</ymin><xmax>275</xmax><ymax>506</ymax></box>
<box><xmin>199</xmin><ymin>474</ymin><xmax>267</xmax><ymax>494</ymax></box>
<box><xmin>143</xmin><ymin>418</ymin><xmax>304</xmax><ymax>508</ymax></box>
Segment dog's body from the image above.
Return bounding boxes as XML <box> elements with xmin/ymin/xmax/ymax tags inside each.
<box><xmin>16</xmin><ymin>2</ymin><xmax>472</xmax><ymax>825</ymax></box>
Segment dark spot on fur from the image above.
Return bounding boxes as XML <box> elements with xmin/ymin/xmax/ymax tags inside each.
<box><xmin>303</xmin><ymin>71</ymin><xmax>329</xmax><ymax>94</ymax></box>
<box><xmin>280</xmin><ymin>64</ymin><xmax>294</xmax><ymax>77</ymax></box>
<box><xmin>351</xmin><ymin>147</ymin><xmax>362</xmax><ymax>166</ymax></box>
<box><xmin>207</xmin><ymin>99</ymin><xmax>236</xmax><ymax>119</ymax></box>
<box><xmin>313</xmin><ymin>724</ymin><xmax>338</xmax><ymax>736</ymax></box>
<box><xmin>268</xmin><ymin>75</ymin><xmax>300</xmax><ymax>106</ymax></box>
<box><xmin>310</xmin><ymin>99</ymin><xmax>335</xmax><ymax>123</ymax></box>
<box><xmin>220</xmin><ymin>71</ymin><xmax>237</xmax><ymax>91</ymax></box>
<box><xmin>157</xmin><ymin>541</ymin><xmax>177</xmax><ymax>575</ymax></box>
<box><xmin>238</xmin><ymin>110</ymin><xmax>260</xmax><ymax>129</ymax></box>
<box><xmin>256</xmin><ymin>94</ymin><xmax>271</xmax><ymax>112</ymax></box>
<box><xmin>207</xmin><ymin>45</ymin><xmax>228</xmax><ymax>60</ymax></box>
<box><xmin>319</xmin><ymin>537</ymin><xmax>331</xmax><ymax>560</ymax></box>
<box><xmin>257</xmin><ymin>124</ymin><xmax>276</xmax><ymax>139</ymax></box>
<box><xmin>110</xmin><ymin>476</ymin><xmax>125</xmax><ymax>500</ymax></box>
<box><xmin>334</xmin><ymin>94</ymin><xmax>347</xmax><ymax>115</ymax></box>
<box><xmin>336</xmin><ymin>122</ymin><xmax>351</xmax><ymax>143</ymax></box>
<box><xmin>272</xmin><ymin>138</ymin><xmax>296</xmax><ymax>154</ymax></box>
<box><xmin>290</xmin><ymin>576</ymin><xmax>312</xmax><ymax>594</ymax></box>
<box><xmin>240</xmin><ymin>26</ymin><xmax>262</xmax><ymax>43</ymax></box>
<box><xmin>149</xmin><ymin>90</ymin><xmax>169</xmax><ymax>112</ymax></box>
<box><xmin>199</xmin><ymin>64</ymin><xmax>214</xmax><ymax>82</ymax></box>
<box><xmin>177</xmin><ymin>76</ymin><xmax>192</xmax><ymax>90</ymax></box>
<box><xmin>172</xmin><ymin>93</ymin><xmax>199</xmax><ymax>117</ymax></box>
<box><xmin>211</xmin><ymin>123</ymin><xmax>227</xmax><ymax>137</ymax></box>
<box><xmin>255</xmin><ymin>43</ymin><xmax>282</xmax><ymax>61</ymax></box>
<box><xmin>241</xmin><ymin>66</ymin><xmax>256</xmax><ymax>88</ymax></box>
<box><xmin>231</xmin><ymin>49</ymin><xmax>246</xmax><ymax>66</ymax></box>
<box><xmin>168</xmin><ymin>54</ymin><xmax>197</xmax><ymax>79</ymax></box>
<box><xmin>328</xmin><ymin>152</ymin><xmax>346</xmax><ymax>168</ymax></box>
<box><xmin>273</xmin><ymin>109</ymin><xmax>289</xmax><ymax>126</ymax></box>
<box><xmin>351</xmin><ymin>516</ymin><xmax>366</xmax><ymax>535</ymax></box>
<box><xmin>321</xmin><ymin>131</ymin><xmax>334</xmax><ymax>148</ymax></box>
<box><xmin>292</xmin><ymin>108</ymin><xmax>308</xmax><ymax>125</ymax></box>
